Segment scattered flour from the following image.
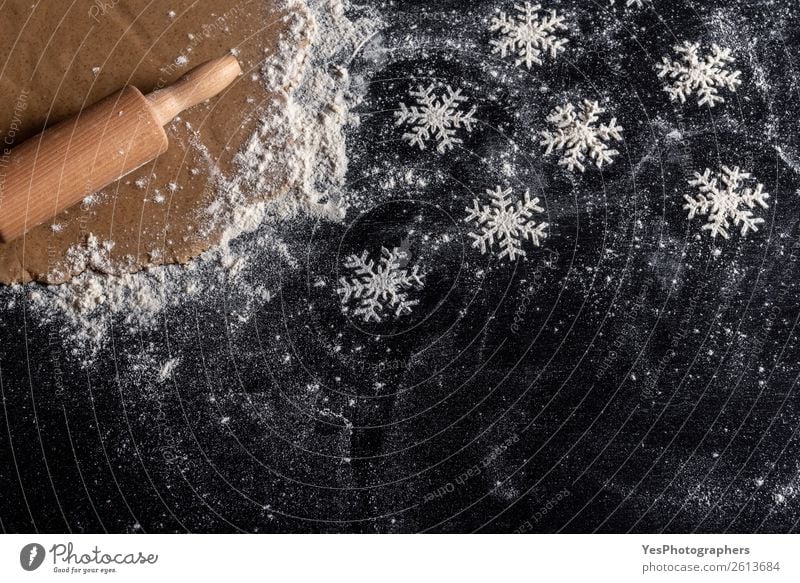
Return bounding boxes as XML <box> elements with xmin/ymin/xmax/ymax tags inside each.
<box><xmin>158</xmin><ymin>357</ymin><xmax>180</xmax><ymax>382</ymax></box>
<box><xmin>24</xmin><ymin>0</ymin><xmax>382</xmax><ymax>365</ymax></box>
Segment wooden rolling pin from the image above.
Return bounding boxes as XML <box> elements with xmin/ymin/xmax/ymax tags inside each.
<box><xmin>0</xmin><ymin>54</ymin><xmax>242</xmax><ymax>244</ymax></box>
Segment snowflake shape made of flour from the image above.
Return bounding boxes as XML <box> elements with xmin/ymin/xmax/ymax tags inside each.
<box><xmin>465</xmin><ymin>186</ymin><xmax>549</xmax><ymax>261</ymax></box>
<box><xmin>656</xmin><ymin>42</ymin><xmax>742</xmax><ymax>107</ymax></box>
<box><xmin>684</xmin><ymin>166</ymin><xmax>769</xmax><ymax>239</ymax></box>
<box><xmin>337</xmin><ymin>247</ymin><xmax>426</xmax><ymax>323</ymax></box>
<box><xmin>394</xmin><ymin>84</ymin><xmax>477</xmax><ymax>154</ymax></box>
<box><xmin>540</xmin><ymin>100</ymin><xmax>623</xmax><ymax>173</ymax></box>
<box><xmin>489</xmin><ymin>2</ymin><xmax>569</xmax><ymax>69</ymax></box>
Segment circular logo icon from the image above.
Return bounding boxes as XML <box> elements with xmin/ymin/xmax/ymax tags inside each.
<box><xmin>19</xmin><ymin>543</ymin><xmax>45</xmax><ymax>571</ymax></box>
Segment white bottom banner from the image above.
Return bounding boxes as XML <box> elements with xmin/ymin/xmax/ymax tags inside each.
<box><xmin>1</xmin><ymin>534</ymin><xmax>798</xmax><ymax>582</ymax></box>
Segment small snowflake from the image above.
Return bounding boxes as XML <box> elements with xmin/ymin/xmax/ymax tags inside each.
<box><xmin>465</xmin><ymin>186</ymin><xmax>548</xmax><ymax>261</ymax></box>
<box><xmin>394</xmin><ymin>84</ymin><xmax>477</xmax><ymax>153</ymax></box>
<box><xmin>540</xmin><ymin>100</ymin><xmax>623</xmax><ymax>173</ymax></box>
<box><xmin>684</xmin><ymin>166</ymin><xmax>769</xmax><ymax>239</ymax></box>
<box><xmin>489</xmin><ymin>2</ymin><xmax>568</xmax><ymax>69</ymax></box>
<box><xmin>337</xmin><ymin>247</ymin><xmax>425</xmax><ymax>323</ymax></box>
<box><xmin>656</xmin><ymin>42</ymin><xmax>742</xmax><ymax>107</ymax></box>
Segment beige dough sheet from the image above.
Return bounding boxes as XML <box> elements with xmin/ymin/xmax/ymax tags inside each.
<box><xmin>0</xmin><ymin>0</ymin><xmax>310</xmax><ymax>284</ymax></box>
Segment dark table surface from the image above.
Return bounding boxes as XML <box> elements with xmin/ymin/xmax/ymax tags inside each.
<box><xmin>3</xmin><ymin>0</ymin><xmax>800</xmax><ymax>533</ymax></box>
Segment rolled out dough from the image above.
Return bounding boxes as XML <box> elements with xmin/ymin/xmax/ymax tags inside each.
<box><xmin>0</xmin><ymin>0</ymin><xmax>311</xmax><ymax>284</ymax></box>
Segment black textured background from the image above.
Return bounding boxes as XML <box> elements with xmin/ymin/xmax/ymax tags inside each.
<box><xmin>3</xmin><ymin>0</ymin><xmax>800</xmax><ymax>533</ymax></box>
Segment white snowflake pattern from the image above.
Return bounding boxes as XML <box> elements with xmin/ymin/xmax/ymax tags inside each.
<box><xmin>684</xmin><ymin>166</ymin><xmax>769</xmax><ymax>239</ymax></box>
<box><xmin>465</xmin><ymin>186</ymin><xmax>549</xmax><ymax>261</ymax></box>
<box><xmin>656</xmin><ymin>42</ymin><xmax>742</xmax><ymax>107</ymax></box>
<box><xmin>489</xmin><ymin>2</ymin><xmax>568</xmax><ymax>69</ymax></box>
<box><xmin>337</xmin><ymin>247</ymin><xmax>425</xmax><ymax>322</ymax></box>
<box><xmin>394</xmin><ymin>84</ymin><xmax>477</xmax><ymax>153</ymax></box>
<box><xmin>540</xmin><ymin>100</ymin><xmax>623</xmax><ymax>173</ymax></box>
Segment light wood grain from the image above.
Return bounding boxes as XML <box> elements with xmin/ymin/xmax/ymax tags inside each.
<box><xmin>0</xmin><ymin>55</ymin><xmax>241</xmax><ymax>244</ymax></box>
<box><xmin>147</xmin><ymin>54</ymin><xmax>242</xmax><ymax>126</ymax></box>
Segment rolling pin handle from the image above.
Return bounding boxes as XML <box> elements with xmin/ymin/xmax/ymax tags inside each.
<box><xmin>146</xmin><ymin>54</ymin><xmax>242</xmax><ymax>126</ymax></box>
<box><xmin>0</xmin><ymin>54</ymin><xmax>242</xmax><ymax>245</ymax></box>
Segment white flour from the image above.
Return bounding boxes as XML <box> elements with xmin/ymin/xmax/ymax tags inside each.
<box><xmin>23</xmin><ymin>0</ymin><xmax>381</xmax><ymax>365</ymax></box>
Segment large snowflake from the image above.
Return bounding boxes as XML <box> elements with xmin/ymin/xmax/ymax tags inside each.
<box><xmin>489</xmin><ymin>2</ymin><xmax>568</xmax><ymax>69</ymax></box>
<box><xmin>394</xmin><ymin>84</ymin><xmax>477</xmax><ymax>153</ymax></box>
<box><xmin>465</xmin><ymin>186</ymin><xmax>549</xmax><ymax>261</ymax></box>
<box><xmin>684</xmin><ymin>166</ymin><xmax>769</xmax><ymax>239</ymax></box>
<box><xmin>337</xmin><ymin>247</ymin><xmax>425</xmax><ymax>322</ymax></box>
<box><xmin>540</xmin><ymin>100</ymin><xmax>623</xmax><ymax>173</ymax></box>
<box><xmin>656</xmin><ymin>42</ymin><xmax>742</xmax><ymax>107</ymax></box>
